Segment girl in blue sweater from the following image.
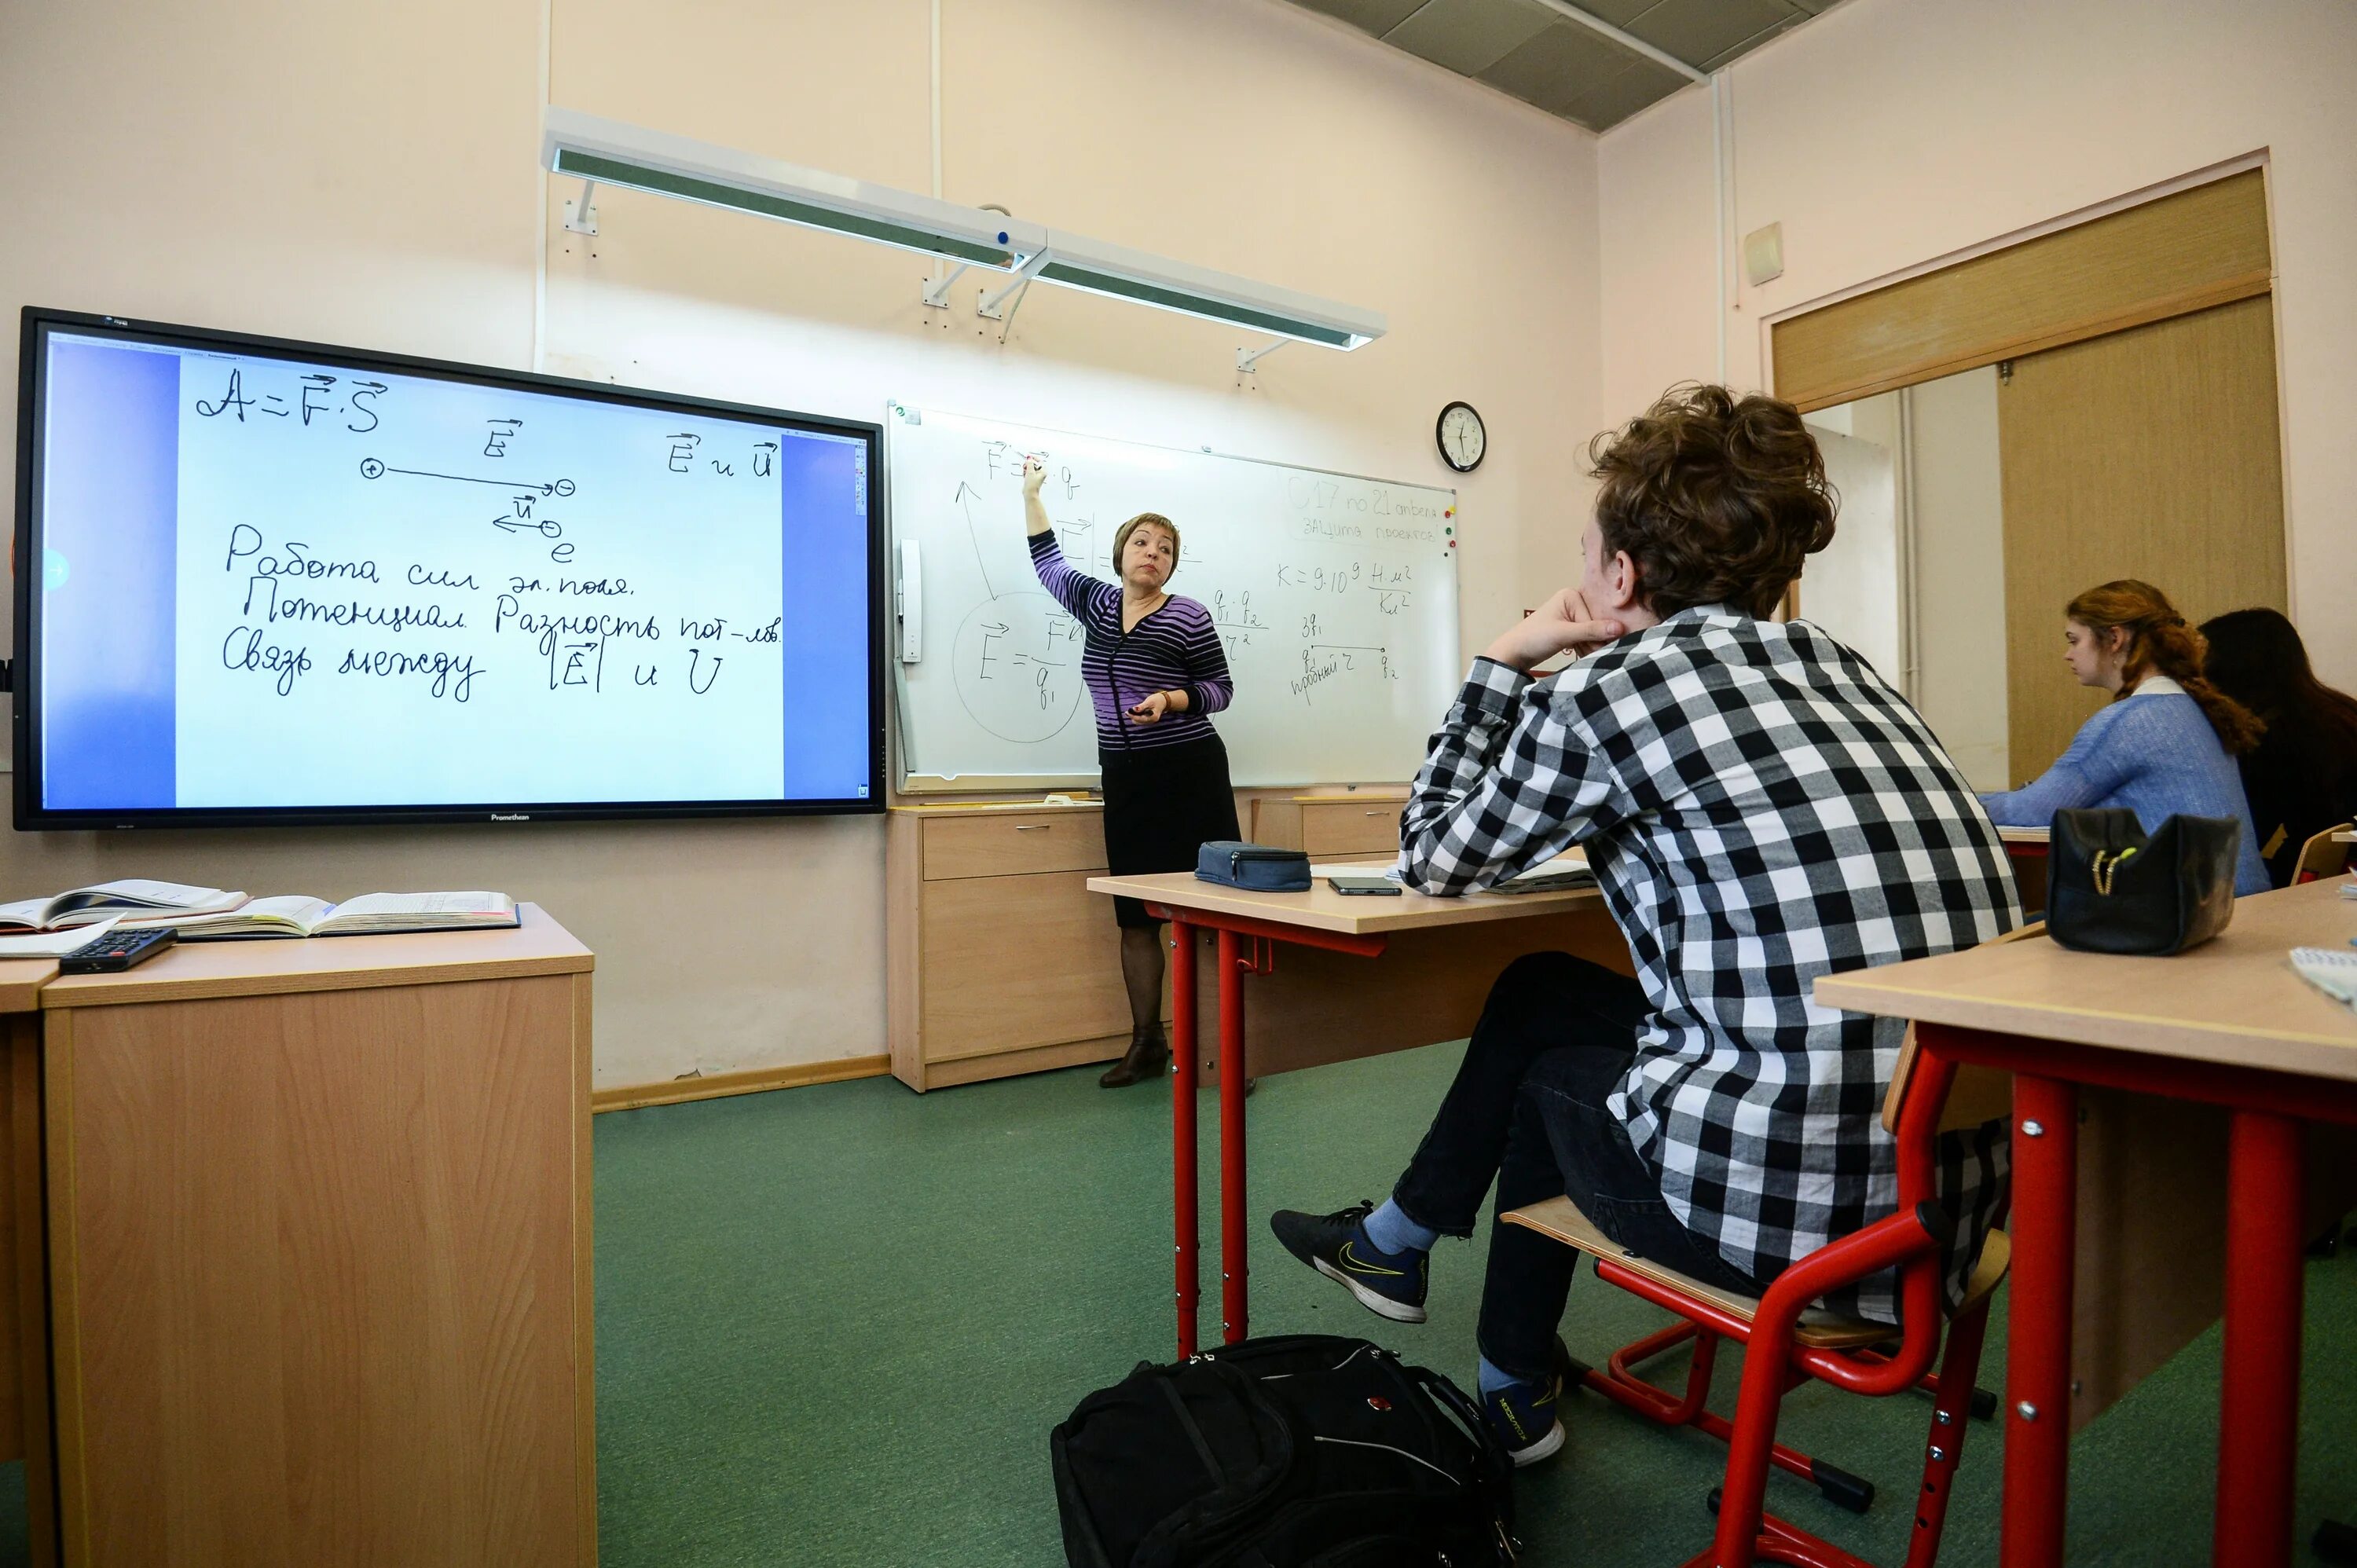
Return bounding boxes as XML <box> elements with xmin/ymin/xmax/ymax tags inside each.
<box><xmin>1981</xmin><ymin>579</ymin><xmax>2270</xmax><ymax>895</ymax></box>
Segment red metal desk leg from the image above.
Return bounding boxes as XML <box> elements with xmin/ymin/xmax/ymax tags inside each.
<box><xmin>1218</xmin><ymin>928</ymin><xmax>1249</xmax><ymax>1343</ymax></box>
<box><xmin>2216</xmin><ymin>1109</ymin><xmax>2305</xmax><ymax>1568</ymax></box>
<box><xmin>2003</xmin><ymin>1072</ymin><xmax>2078</xmax><ymax>1568</ymax></box>
<box><xmin>1171</xmin><ymin>918</ymin><xmax>1199</xmax><ymax>1360</ymax></box>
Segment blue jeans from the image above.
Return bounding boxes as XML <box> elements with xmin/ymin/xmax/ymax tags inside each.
<box><xmin>1389</xmin><ymin>952</ymin><xmax>1772</xmax><ymax>1382</ymax></box>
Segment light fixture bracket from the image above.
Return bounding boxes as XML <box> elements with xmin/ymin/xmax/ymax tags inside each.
<box><xmin>563</xmin><ymin>179</ymin><xmax>599</xmax><ymax>236</ymax></box>
<box><xmin>1235</xmin><ymin>339</ymin><xmax>1292</xmax><ymax>376</ymax></box>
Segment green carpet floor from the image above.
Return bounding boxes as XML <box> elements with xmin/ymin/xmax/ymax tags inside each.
<box><xmin>594</xmin><ymin>1045</ymin><xmax>2357</xmax><ymax>1567</ymax></box>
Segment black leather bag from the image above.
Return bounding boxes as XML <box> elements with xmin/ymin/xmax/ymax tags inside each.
<box><xmin>2047</xmin><ymin>808</ymin><xmax>2239</xmax><ymax>955</ymax></box>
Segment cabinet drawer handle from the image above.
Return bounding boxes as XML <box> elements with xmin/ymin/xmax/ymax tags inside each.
<box><xmin>1365</xmin><ymin>810</ymin><xmax>1387</xmax><ymax>816</ymax></box>
<box><xmin>1015</xmin><ymin>824</ymin><xmax>1050</xmax><ymax>832</ymax></box>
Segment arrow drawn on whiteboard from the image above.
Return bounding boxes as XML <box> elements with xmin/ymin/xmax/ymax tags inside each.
<box><xmin>953</xmin><ymin>482</ymin><xmax>999</xmax><ymax>598</ymax></box>
<box><xmin>362</xmin><ymin>457</ymin><xmax>577</xmax><ymax>498</ymax></box>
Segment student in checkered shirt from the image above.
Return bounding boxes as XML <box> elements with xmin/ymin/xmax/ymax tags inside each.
<box><xmin>1271</xmin><ymin>385</ymin><xmax>2020</xmax><ymax>1467</ymax></box>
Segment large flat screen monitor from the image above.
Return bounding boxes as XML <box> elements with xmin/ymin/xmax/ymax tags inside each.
<box><xmin>13</xmin><ymin>309</ymin><xmax>885</xmax><ymax>827</ymax></box>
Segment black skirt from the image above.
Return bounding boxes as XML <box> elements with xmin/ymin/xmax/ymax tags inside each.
<box><xmin>1099</xmin><ymin>734</ymin><xmax>1241</xmax><ymax>929</ymax></box>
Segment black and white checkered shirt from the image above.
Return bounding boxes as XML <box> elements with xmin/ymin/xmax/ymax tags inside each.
<box><xmin>1403</xmin><ymin>606</ymin><xmax>2020</xmax><ymax>1322</ymax></box>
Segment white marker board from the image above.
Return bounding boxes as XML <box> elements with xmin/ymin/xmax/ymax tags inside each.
<box><xmin>888</xmin><ymin>405</ymin><xmax>1460</xmax><ymax>789</ymax></box>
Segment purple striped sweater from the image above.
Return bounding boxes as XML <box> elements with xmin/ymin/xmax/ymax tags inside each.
<box><xmin>1030</xmin><ymin>533</ymin><xmax>1235</xmax><ymax>753</ymax></box>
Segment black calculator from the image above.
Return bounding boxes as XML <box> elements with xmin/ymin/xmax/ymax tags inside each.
<box><xmin>60</xmin><ymin>925</ymin><xmax>176</xmax><ymax>973</ymax></box>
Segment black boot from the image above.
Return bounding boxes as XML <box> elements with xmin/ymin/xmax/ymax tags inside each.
<box><xmin>1099</xmin><ymin>1031</ymin><xmax>1169</xmax><ymax>1088</ymax></box>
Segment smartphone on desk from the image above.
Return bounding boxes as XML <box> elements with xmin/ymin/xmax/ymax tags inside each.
<box><xmin>1328</xmin><ymin>875</ymin><xmax>1402</xmax><ymax>896</ymax></box>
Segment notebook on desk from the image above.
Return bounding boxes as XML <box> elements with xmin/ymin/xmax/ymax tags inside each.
<box><xmin>1303</xmin><ymin>852</ymin><xmax>1596</xmax><ymax>895</ymax></box>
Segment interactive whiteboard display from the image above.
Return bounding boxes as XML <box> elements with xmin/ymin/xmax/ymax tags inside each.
<box><xmin>888</xmin><ymin>405</ymin><xmax>1461</xmax><ymax>789</ymax></box>
<box><xmin>14</xmin><ymin>310</ymin><xmax>884</xmax><ymax>826</ymax></box>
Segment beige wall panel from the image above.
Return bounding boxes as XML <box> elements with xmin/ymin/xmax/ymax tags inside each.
<box><xmin>1996</xmin><ymin>296</ymin><xmax>2287</xmax><ymax>782</ymax></box>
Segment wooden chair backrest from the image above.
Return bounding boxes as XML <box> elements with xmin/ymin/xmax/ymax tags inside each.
<box><xmin>1879</xmin><ymin>921</ymin><xmax>2046</xmax><ymax>1136</ymax></box>
<box><xmin>2293</xmin><ymin>822</ymin><xmax>2354</xmax><ymax>885</ymax></box>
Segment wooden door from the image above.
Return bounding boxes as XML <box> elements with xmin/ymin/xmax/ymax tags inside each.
<box><xmin>1996</xmin><ymin>294</ymin><xmax>2288</xmax><ymax>782</ymax></box>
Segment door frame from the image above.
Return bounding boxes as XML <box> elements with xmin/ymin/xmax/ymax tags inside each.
<box><xmin>1763</xmin><ymin>153</ymin><xmax>2295</xmax><ymax>627</ymax></box>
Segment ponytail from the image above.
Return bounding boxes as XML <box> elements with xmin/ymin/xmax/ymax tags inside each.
<box><xmin>2065</xmin><ymin>580</ymin><xmax>2265</xmax><ymax>756</ymax></box>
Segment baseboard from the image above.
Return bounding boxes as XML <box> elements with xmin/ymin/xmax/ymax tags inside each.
<box><xmin>592</xmin><ymin>1054</ymin><xmax>891</xmax><ymax>1113</ymax></box>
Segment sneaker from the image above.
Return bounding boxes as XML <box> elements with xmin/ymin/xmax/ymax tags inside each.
<box><xmin>1269</xmin><ymin>1200</ymin><xmax>1428</xmax><ymax>1324</ymax></box>
<box><xmin>1482</xmin><ymin>1340</ymin><xmax>1574</xmax><ymax>1467</ymax></box>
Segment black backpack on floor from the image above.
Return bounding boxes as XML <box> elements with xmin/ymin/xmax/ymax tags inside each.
<box><xmin>1050</xmin><ymin>1335</ymin><xmax>1518</xmax><ymax>1567</ymax></box>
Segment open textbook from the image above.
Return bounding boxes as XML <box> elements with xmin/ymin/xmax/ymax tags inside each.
<box><xmin>0</xmin><ymin>880</ymin><xmax>245</xmax><ymax>932</ymax></box>
<box><xmin>167</xmin><ymin>892</ymin><xmax>520</xmax><ymax>940</ymax></box>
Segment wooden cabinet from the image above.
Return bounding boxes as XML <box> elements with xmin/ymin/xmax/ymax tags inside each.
<box><xmin>889</xmin><ymin>804</ymin><xmax>1136</xmax><ymax>1090</ymax></box>
<box><xmin>1299</xmin><ymin>799</ymin><xmax>1406</xmax><ymax>857</ymax></box>
<box><xmin>1248</xmin><ymin>789</ymin><xmax>1408</xmax><ymax>859</ymax></box>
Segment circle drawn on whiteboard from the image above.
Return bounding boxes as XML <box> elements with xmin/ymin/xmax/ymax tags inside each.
<box><xmin>953</xmin><ymin>592</ymin><xmax>1084</xmax><ymax>745</ymax></box>
<box><xmin>359</xmin><ymin>457</ymin><xmax>385</xmax><ymax>480</ymax></box>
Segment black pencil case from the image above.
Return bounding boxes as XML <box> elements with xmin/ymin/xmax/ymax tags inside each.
<box><xmin>1193</xmin><ymin>841</ymin><xmax>1313</xmax><ymax>892</ymax></box>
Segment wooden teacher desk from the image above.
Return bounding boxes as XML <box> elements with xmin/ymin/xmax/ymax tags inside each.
<box><xmin>1087</xmin><ymin>868</ymin><xmax>1619</xmax><ymax>1357</ymax></box>
<box><xmin>0</xmin><ymin>908</ymin><xmax>596</xmax><ymax>1568</ymax></box>
<box><xmin>1816</xmin><ymin>878</ymin><xmax>2357</xmax><ymax>1568</ymax></box>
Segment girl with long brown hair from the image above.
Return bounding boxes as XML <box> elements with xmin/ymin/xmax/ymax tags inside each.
<box><xmin>2198</xmin><ymin>606</ymin><xmax>2357</xmax><ymax>887</ymax></box>
<box><xmin>1981</xmin><ymin>579</ymin><xmax>2270</xmax><ymax>894</ymax></box>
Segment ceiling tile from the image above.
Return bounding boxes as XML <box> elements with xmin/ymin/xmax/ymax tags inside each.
<box><xmin>1699</xmin><ymin>13</ymin><xmax>1804</xmax><ymax>71</ymax></box>
<box><xmin>1476</xmin><ymin>16</ymin><xmax>1643</xmax><ymax>116</ymax></box>
<box><xmin>1622</xmin><ymin>0</ymin><xmax>1798</xmax><ymax>67</ymax></box>
<box><xmin>1560</xmin><ymin>53</ymin><xmax>1692</xmax><ymax>129</ymax></box>
<box><xmin>1384</xmin><ymin>0</ymin><xmax>1556</xmax><ymax>76</ymax></box>
<box><xmin>1289</xmin><ymin>0</ymin><xmax>1432</xmax><ymax>35</ymax></box>
<box><xmin>1558</xmin><ymin>0</ymin><xmax>1657</xmax><ymax>26</ymax></box>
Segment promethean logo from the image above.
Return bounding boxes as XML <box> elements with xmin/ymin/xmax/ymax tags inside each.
<box><xmin>491</xmin><ymin>813</ymin><xmax>530</xmax><ymax>822</ymax></box>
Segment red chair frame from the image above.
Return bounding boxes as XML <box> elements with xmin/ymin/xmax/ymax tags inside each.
<box><xmin>1535</xmin><ymin>1048</ymin><xmax>2001</xmax><ymax>1568</ymax></box>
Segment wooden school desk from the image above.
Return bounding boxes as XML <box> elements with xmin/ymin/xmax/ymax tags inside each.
<box><xmin>24</xmin><ymin>907</ymin><xmax>596</xmax><ymax>1568</ymax></box>
<box><xmin>1816</xmin><ymin>878</ymin><xmax>2357</xmax><ymax>1568</ymax></box>
<box><xmin>1087</xmin><ymin>869</ymin><xmax>1615</xmax><ymax>1357</ymax></box>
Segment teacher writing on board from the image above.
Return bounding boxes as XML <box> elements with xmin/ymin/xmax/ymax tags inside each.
<box><xmin>1025</xmin><ymin>456</ymin><xmax>1240</xmax><ymax>1088</ymax></box>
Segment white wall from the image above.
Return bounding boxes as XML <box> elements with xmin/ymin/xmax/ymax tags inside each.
<box><xmin>1599</xmin><ymin>0</ymin><xmax>2357</xmax><ymax>687</ymax></box>
<box><xmin>1801</xmin><ymin>371</ymin><xmax>2010</xmax><ymax>788</ymax></box>
<box><xmin>1797</xmin><ymin>416</ymin><xmax>1900</xmax><ymax>683</ymax></box>
<box><xmin>1908</xmin><ymin>368</ymin><xmax>2008</xmax><ymax>789</ymax></box>
<box><xmin>0</xmin><ymin>0</ymin><xmax>1604</xmax><ymax>1086</ymax></box>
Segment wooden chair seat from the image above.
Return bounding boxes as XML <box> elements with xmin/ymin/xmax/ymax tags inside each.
<box><xmin>1503</xmin><ymin>1194</ymin><xmax>2011</xmax><ymax>1350</ymax></box>
<box><xmin>2293</xmin><ymin>821</ymin><xmax>2354</xmax><ymax>885</ymax></box>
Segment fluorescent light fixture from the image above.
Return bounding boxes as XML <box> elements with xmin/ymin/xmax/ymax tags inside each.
<box><xmin>1033</xmin><ymin>231</ymin><xmax>1384</xmax><ymax>352</ymax></box>
<box><xmin>539</xmin><ymin>109</ymin><xmax>1385</xmax><ymax>359</ymax></box>
<box><xmin>541</xmin><ymin>108</ymin><xmax>1043</xmax><ymax>270</ymax></box>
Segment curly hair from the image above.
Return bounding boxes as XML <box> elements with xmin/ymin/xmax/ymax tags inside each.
<box><xmin>2067</xmin><ymin>580</ymin><xmax>2264</xmax><ymax>755</ymax></box>
<box><xmin>1585</xmin><ymin>384</ymin><xmax>1838</xmax><ymax>619</ymax></box>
